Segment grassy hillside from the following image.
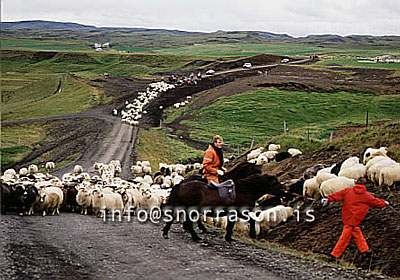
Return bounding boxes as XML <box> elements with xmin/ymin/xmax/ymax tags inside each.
<box><xmin>135</xmin><ymin>128</ymin><xmax>203</xmax><ymax>168</ymax></box>
<box><xmin>0</xmin><ymin>49</ymin><xmax>212</xmax><ymax>122</ymax></box>
<box><xmin>1</xmin><ymin>74</ymin><xmax>110</xmax><ymax>122</ymax></box>
<box><xmin>1</xmin><ymin>123</ymin><xmax>46</xmax><ymax>167</ymax></box>
<box><xmin>164</xmin><ymin>88</ymin><xmax>400</xmax><ymax>147</ymax></box>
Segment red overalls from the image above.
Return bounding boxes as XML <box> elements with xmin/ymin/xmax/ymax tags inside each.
<box><xmin>327</xmin><ymin>184</ymin><xmax>386</xmax><ymax>258</ymax></box>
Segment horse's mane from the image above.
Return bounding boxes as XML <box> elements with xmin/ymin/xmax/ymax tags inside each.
<box><xmin>234</xmin><ymin>173</ymin><xmax>285</xmax><ymax>197</ymax></box>
<box><xmin>224</xmin><ymin>161</ymin><xmax>261</xmax><ymax>181</ymax></box>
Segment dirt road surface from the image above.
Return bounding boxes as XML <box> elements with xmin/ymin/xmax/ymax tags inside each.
<box><xmin>1</xmin><ymin>213</ymin><xmax>386</xmax><ymax>280</ymax></box>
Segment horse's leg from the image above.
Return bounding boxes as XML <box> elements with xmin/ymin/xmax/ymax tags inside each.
<box><xmin>197</xmin><ymin>219</ymin><xmax>208</xmax><ymax>233</ymax></box>
<box><xmin>185</xmin><ymin>219</ymin><xmax>202</xmax><ymax>242</ymax></box>
<box><xmin>249</xmin><ymin>217</ymin><xmax>256</xmax><ymax>238</ymax></box>
<box><xmin>162</xmin><ymin>220</ymin><xmax>173</xmax><ymax>239</ymax></box>
<box><xmin>225</xmin><ymin>218</ymin><xmax>236</xmax><ymax>242</ymax></box>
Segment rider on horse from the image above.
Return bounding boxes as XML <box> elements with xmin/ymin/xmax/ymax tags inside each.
<box><xmin>202</xmin><ymin>135</ymin><xmax>224</xmax><ymax>183</ymax></box>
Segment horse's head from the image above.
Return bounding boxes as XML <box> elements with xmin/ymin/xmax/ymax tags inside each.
<box><xmin>235</xmin><ymin>173</ymin><xmax>284</xmax><ymax>201</ymax></box>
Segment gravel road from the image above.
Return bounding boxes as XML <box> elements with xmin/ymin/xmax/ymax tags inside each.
<box><xmin>0</xmin><ymin>213</ymin><xmax>388</xmax><ymax>280</ymax></box>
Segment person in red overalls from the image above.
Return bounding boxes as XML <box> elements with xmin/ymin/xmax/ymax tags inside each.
<box><xmin>321</xmin><ymin>184</ymin><xmax>389</xmax><ymax>260</ymax></box>
<box><xmin>202</xmin><ymin>135</ymin><xmax>224</xmax><ymax>183</ymax></box>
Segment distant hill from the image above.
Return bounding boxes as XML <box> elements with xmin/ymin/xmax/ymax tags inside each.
<box><xmin>0</xmin><ymin>20</ymin><xmax>291</xmax><ymax>37</ymax></box>
<box><xmin>0</xmin><ymin>20</ymin><xmax>202</xmax><ymax>35</ymax></box>
<box><xmin>1</xmin><ymin>20</ymin><xmax>98</xmax><ymax>31</ymax></box>
<box><xmin>1</xmin><ymin>20</ymin><xmax>399</xmax><ymax>49</ymax></box>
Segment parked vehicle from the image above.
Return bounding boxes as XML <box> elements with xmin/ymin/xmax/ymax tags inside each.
<box><xmin>281</xmin><ymin>58</ymin><xmax>290</xmax><ymax>63</ymax></box>
<box><xmin>206</xmin><ymin>69</ymin><xmax>215</xmax><ymax>75</ymax></box>
<box><xmin>243</xmin><ymin>63</ymin><xmax>252</xmax><ymax>68</ymax></box>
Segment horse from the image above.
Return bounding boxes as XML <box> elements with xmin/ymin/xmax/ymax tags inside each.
<box><xmin>162</xmin><ymin>166</ymin><xmax>290</xmax><ymax>242</ymax></box>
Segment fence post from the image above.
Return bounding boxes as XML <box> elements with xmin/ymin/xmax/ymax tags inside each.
<box><xmin>250</xmin><ymin>136</ymin><xmax>256</xmax><ymax>150</ymax></box>
<box><xmin>283</xmin><ymin>120</ymin><xmax>287</xmax><ymax>136</ymax></box>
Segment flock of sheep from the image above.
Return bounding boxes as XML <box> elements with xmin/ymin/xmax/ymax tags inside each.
<box><xmin>1</xmin><ymin>160</ymin><xmax>202</xmax><ymax>218</ymax></box>
<box><xmin>113</xmin><ymin>80</ymin><xmax>192</xmax><ymax>126</ymax></box>
<box><xmin>246</xmin><ymin>144</ymin><xmax>303</xmax><ymax>165</ymax></box>
<box><xmin>300</xmin><ymin>146</ymin><xmax>399</xmax><ymax>200</ymax></box>
<box><xmin>1</xmin><ymin>143</ymin><xmax>398</xmax><ymax>238</ymax></box>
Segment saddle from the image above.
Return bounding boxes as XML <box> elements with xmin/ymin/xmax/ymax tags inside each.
<box><xmin>208</xmin><ymin>179</ymin><xmax>236</xmax><ymax>206</ymax></box>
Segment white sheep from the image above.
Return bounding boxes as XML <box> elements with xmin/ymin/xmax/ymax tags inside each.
<box><xmin>38</xmin><ymin>187</ymin><xmax>64</xmax><ymax>216</ymax></box>
<box><xmin>268</xmin><ymin>144</ymin><xmax>281</xmax><ymax>152</ymax></box>
<box><xmin>233</xmin><ymin>218</ymin><xmax>260</xmax><ymax>237</ymax></box>
<box><xmin>140</xmin><ymin>189</ymin><xmax>162</xmax><ymax>209</ymax></box>
<box><xmin>379</xmin><ymin>165</ymin><xmax>400</xmax><ymax>189</ymax></box>
<box><xmin>3</xmin><ymin>169</ymin><xmax>17</xmax><ymax>178</ymax></box>
<box><xmin>363</xmin><ymin>147</ymin><xmax>388</xmax><ymax>164</ymax></box>
<box><xmin>172</xmin><ymin>174</ymin><xmax>184</xmax><ymax>186</ymax></box>
<box><xmin>259</xmin><ymin>151</ymin><xmax>278</xmax><ymax>160</ymax></box>
<box><xmin>340</xmin><ymin>157</ymin><xmax>359</xmax><ymax>171</ymax></box>
<box><xmin>319</xmin><ymin>177</ymin><xmax>355</xmax><ymax>197</ymax></box>
<box><xmin>76</xmin><ymin>188</ymin><xmax>92</xmax><ymax>215</ymax></box>
<box><xmin>142</xmin><ymin>161</ymin><xmax>151</xmax><ymax>167</ymax></box>
<box><xmin>45</xmin><ymin>161</ymin><xmax>55</xmax><ymax>170</ymax></box>
<box><xmin>316</xmin><ymin>166</ymin><xmax>334</xmax><ymax>175</ymax></box>
<box><xmin>303</xmin><ymin>177</ymin><xmax>320</xmax><ymax>198</ymax></box>
<box><xmin>366</xmin><ymin>156</ymin><xmax>390</xmax><ymax>171</ymax></box>
<box><xmin>256</xmin><ymin>155</ymin><xmax>268</xmax><ymax>165</ymax></box>
<box><xmin>131</xmin><ymin>165</ymin><xmax>143</xmax><ymax>175</ymax></box>
<box><xmin>142</xmin><ymin>166</ymin><xmax>152</xmax><ymax>175</ymax></box>
<box><xmin>249</xmin><ymin>206</ymin><xmax>293</xmax><ymax>232</ymax></box>
<box><xmin>99</xmin><ymin>192</ymin><xmax>124</xmax><ymax>218</ymax></box>
<box><xmin>73</xmin><ymin>164</ymin><xmax>84</xmax><ymax>174</ymax></box>
<box><xmin>367</xmin><ymin>158</ymin><xmax>397</xmax><ymax>184</ymax></box>
<box><xmin>193</xmin><ymin>163</ymin><xmax>202</xmax><ymax>170</ymax></box>
<box><xmin>19</xmin><ymin>168</ymin><xmax>29</xmax><ymax>176</ymax></box>
<box><xmin>143</xmin><ymin>174</ymin><xmax>154</xmax><ymax>184</ymax></box>
<box><xmin>38</xmin><ymin>193</ymin><xmax>60</xmax><ymax>216</ymax></box>
<box><xmin>338</xmin><ymin>164</ymin><xmax>366</xmax><ymax>181</ymax></box>
<box><xmin>315</xmin><ymin>172</ymin><xmax>337</xmax><ymax>187</ymax></box>
<box><xmin>125</xmin><ymin>188</ymin><xmax>141</xmax><ymax>209</ymax></box>
<box><xmin>288</xmin><ymin>148</ymin><xmax>302</xmax><ymax>157</ymax></box>
<box><xmin>247</xmin><ymin>147</ymin><xmax>265</xmax><ymax>161</ymax></box>
<box><xmin>28</xmin><ymin>164</ymin><xmax>39</xmax><ymax>174</ymax></box>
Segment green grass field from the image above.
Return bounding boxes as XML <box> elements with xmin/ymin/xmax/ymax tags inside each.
<box><xmin>135</xmin><ymin>128</ymin><xmax>203</xmax><ymax>168</ymax></box>
<box><xmin>1</xmin><ymin>38</ymin><xmax>90</xmax><ymax>51</ymax></box>
<box><xmin>1</xmin><ymin>74</ymin><xmax>110</xmax><ymax>122</ymax></box>
<box><xmin>1</xmin><ymin>43</ymin><xmax>399</xmax><ymax>168</ymax></box>
<box><xmin>164</xmin><ymin>88</ymin><xmax>400</xmax><ymax>147</ymax></box>
<box><xmin>0</xmin><ymin>123</ymin><xmax>47</xmax><ymax>167</ymax></box>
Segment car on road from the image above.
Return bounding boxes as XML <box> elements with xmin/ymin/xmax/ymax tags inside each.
<box><xmin>206</xmin><ymin>69</ymin><xmax>215</xmax><ymax>75</ymax></box>
<box><xmin>281</xmin><ymin>58</ymin><xmax>290</xmax><ymax>63</ymax></box>
<box><xmin>243</xmin><ymin>63</ymin><xmax>252</xmax><ymax>68</ymax></box>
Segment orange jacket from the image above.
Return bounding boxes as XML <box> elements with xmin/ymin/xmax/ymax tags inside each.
<box><xmin>202</xmin><ymin>144</ymin><xmax>222</xmax><ymax>183</ymax></box>
<box><xmin>327</xmin><ymin>184</ymin><xmax>386</xmax><ymax>226</ymax></box>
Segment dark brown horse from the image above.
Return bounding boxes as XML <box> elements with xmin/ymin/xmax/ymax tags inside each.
<box><xmin>162</xmin><ymin>164</ymin><xmax>289</xmax><ymax>242</ymax></box>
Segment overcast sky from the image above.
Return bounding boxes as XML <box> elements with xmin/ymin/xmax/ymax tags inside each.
<box><xmin>2</xmin><ymin>0</ymin><xmax>399</xmax><ymax>37</ymax></box>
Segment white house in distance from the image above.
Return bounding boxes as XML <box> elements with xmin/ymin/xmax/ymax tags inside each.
<box><xmin>374</xmin><ymin>55</ymin><xmax>400</xmax><ymax>63</ymax></box>
<box><xmin>93</xmin><ymin>42</ymin><xmax>111</xmax><ymax>51</ymax></box>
